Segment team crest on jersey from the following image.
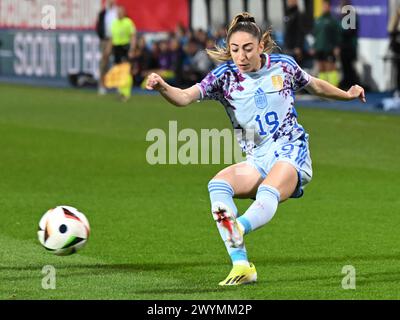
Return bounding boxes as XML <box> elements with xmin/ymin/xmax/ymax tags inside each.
<box><xmin>254</xmin><ymin>88</ymin><xmax>268</xmax><ymax>109</ymax></box>
<box><xmin>272</xmin><ymin>75</ymin><xmax>284</xmax><ymax>90</ymax></box>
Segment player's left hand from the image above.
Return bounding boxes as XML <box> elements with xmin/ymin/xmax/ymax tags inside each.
<box><xmin>347</xmin><ymin>84</ymin><xmax>366</xmax><ymax>103</ymax></box>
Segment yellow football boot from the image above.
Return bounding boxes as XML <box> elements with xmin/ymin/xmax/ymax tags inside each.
<box><xmin>218</xmin><ymin>263</ymin><xmax>257</xmax><ymax>286</ymax></box>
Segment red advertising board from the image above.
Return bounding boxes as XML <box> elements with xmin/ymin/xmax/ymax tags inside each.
<box><xmin>118</xmin><ymin>0</ymin><xmax>189</xmax><ymax>32</ymax></box>
<box><xmin>0</xmin><ymin>0</ymin><xmax>189</xmax><ymax>32</ymax></box>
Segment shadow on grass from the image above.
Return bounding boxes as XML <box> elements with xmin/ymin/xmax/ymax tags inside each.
<box><xmin>0</xmin><ymin>261</ymin><xmax>233</xmax><ymax>296</ymax></box>
<box><xmin>254</xmin><ymin>253</ymin><xmax>400</xmax><ymax>266</ymax></box>
<box><xmin>2</xmin><ymin>253</ymin><xmax>400</xmax><ymax>294</ymax></box>
<box><xmin>257</xmin><ymin>270</ymin><xmax>400</xmax><ymax>285</ymax></box>
<box><xmin>0</xmin><ymin>261</ymin><xmax>215</xmax><ymax>273</ymax></box>
<box><xmin>1</xmin><ymin>252</ymin><xmax>400</xmax><ymax>274</ymax></box>
<box><xmin>2</xmin><ymin>265</ymin><xmax>400</xmax><ymax>297</ymax></box>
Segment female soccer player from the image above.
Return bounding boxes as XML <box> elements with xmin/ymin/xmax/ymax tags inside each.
<box><xmin>146</xmin><ymin>12</ymin><xmax>366</xmax><ymax>286</ymax></box>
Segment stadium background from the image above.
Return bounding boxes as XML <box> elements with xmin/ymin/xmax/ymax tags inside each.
<box><xmin>0</xmin><ymin>0</ymin><xmax>400</xmax><ymax>301</ymax></box>
<box><xmin>0</xmin><ymin>0</ymin><xmax>397</xmax><ymax>91</ymax></box>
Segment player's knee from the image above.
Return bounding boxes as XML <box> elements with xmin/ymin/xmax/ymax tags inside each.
<box><xmin>207</xmin><ymin>179</ymin><xmax>234</xmax><ymax>196</ymax></box>
<box><xmin>256</xmin><ymin>185</ymin><xmax>280</xmax><ymax>206</ymax></box>
<box><xmin>243</xmin><ymin>185</ymin><xmax>280</xmax><ymax>228</ymax></box>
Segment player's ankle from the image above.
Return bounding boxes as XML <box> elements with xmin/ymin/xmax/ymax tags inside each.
<box><xmin>233</xmin><ymin>260</ymin><xmax>250</xmax><ymax>267</ymax></box>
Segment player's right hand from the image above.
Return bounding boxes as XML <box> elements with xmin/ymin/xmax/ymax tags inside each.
<box><xmin>146</xmin><ymin>73</ymin><xmax>164</xmax><ymax>91</ymax></box>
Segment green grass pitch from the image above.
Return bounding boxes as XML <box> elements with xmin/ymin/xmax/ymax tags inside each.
<box><xmin>0</xmin><ymin>83</ymin><xmax>399</xmax><ymax>300</ymax></box>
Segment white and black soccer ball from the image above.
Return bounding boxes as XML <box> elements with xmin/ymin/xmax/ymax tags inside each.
<box><xmin>37</xmin><ymin>206</ymin><xmax>90</xmax><ymax>256</ymax></box>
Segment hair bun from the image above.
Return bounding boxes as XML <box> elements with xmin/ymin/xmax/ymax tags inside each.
<box><xmin>237</xmin><ymin>13</ymin><xmax>256</xmax><ymax>23</ymax></box>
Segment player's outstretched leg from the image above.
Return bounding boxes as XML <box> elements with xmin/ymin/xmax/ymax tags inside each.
<box><xmin>208</xmin><ymin>179</ymin><xmax>257</xmax><ymax>285</ymax></box>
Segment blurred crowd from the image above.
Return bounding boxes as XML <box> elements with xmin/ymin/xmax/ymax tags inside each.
<box><xmin>130</xmin><ymin>26</ymin><xmax>222</xmax><ymax>89</ymax></box>
<box><xmin>97</xmin><ymin>0</ymin><xmax>366</xmax><ymax>94</ymax></box>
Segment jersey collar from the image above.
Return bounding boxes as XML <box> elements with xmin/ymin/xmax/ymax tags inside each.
<box><xmin>240</xmin><ymin>53</ymin><xmax>270</xmax><ymax>79</ymax></box>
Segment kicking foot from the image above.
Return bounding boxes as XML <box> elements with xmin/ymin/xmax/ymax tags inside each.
<box><xmin>218</xmin><ymin>263</ymin><xmax>257</xmax><ymax>286</ymax></box>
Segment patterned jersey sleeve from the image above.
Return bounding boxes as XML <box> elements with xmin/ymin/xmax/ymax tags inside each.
<box><xmin>196</xmin><ymin>71</ymin><xmax>223</xmax><ymax>101</ymax></box>
<box><xmin>269</xmin><ymin>54</ymin><xmax>311</xmax><ymax>92</ymax></box>
<box><xmin>291</xmin><ymin>60</ymin><xmax>312</xmax><ymax>91</ymax></box>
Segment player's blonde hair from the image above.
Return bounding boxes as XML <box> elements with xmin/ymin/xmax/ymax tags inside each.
<box><xmin>206</xmin><ymin>12</ymin><xmax>277</xmax><ymax>62</ymax></box>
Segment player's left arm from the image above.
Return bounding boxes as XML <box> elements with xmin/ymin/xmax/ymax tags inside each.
<box><xmin>305</xmin><ymin>76</ymin><xmax>366</xmax><ymax>103</ymax></box>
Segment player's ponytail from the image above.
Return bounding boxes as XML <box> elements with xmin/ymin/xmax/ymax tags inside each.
<box><xmin>206</xmin><ymin>12</ymin><xmax>277</xmax><ymax>62</ymax></box>
<box><xmin>260</xmin><ymin>28</ymin><xmax>276</xmax><ymax>55</ymax></box>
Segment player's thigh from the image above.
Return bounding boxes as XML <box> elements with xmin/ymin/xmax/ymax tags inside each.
<box><xmin>261</xmin><ymin>161</ymin><xmax>298</xmax><ymax>202</ymax></box>
<box><xmin>212</xmin><ymin>162</ymin><xmax>263</xmax><ymax>198</ymax></box>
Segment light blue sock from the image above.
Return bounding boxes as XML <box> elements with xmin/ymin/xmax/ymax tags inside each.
<box><xmin>238</xmin><ymin>185</ymin><xmax>280</xmax><ymax>234</ymax></box>
<box><xmin>208</xmin><ymin>179</ymin><xmax>249</xmax><ymax>266</ymax></box>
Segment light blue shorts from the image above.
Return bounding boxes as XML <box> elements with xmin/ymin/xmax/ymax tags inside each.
<box><xmin>245</xmin><ymin>135</ymin><xmax>313</xmax><ymax>198</ymax></box>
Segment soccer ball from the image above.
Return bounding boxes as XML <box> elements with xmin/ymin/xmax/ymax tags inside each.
<box><xmin>37</xmin><ymin>206</ymin><xmax>90</xmax><ymax>256</ymax></box>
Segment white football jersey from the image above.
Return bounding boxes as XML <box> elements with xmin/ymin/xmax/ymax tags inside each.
<box><xmin>196</xmin><ymin>53</ymin><xmax>311</xmax><ymax>154</ymax></box>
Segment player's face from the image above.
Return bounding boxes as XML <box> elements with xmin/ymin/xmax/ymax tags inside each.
<box><xmin>229</xmin><ymin>31</ymin><xmax>264</xmax><ymax>73</ymax></box>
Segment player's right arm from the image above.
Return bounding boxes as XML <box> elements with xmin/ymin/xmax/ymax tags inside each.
<box><xmin>145</xmin><ymin>73</ymin><xmax>201</xmax><ymax>107</ymax></box>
